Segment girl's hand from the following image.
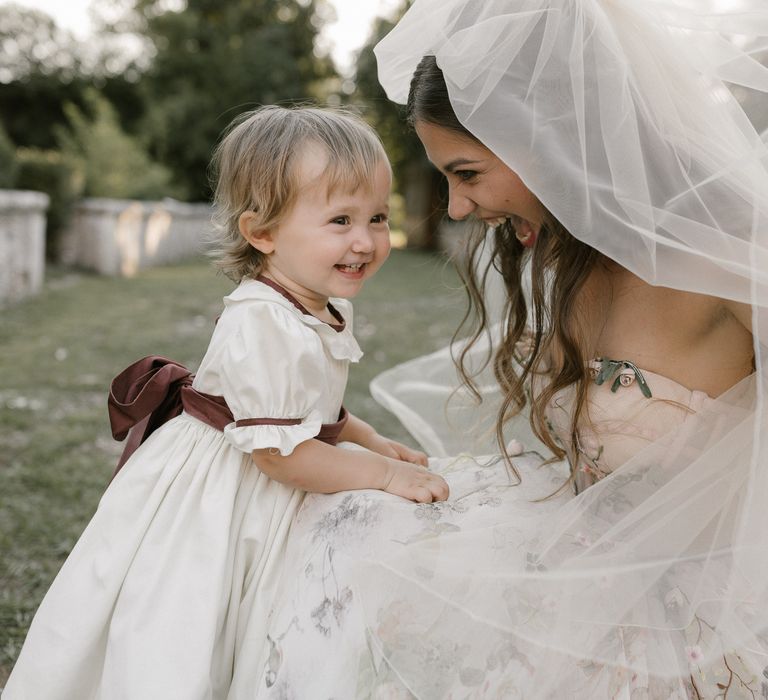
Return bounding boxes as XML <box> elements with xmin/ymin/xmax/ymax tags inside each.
<box><xmin>339</xmin><ymin>414</ymin><xmax>428</xmax><ymax>466</ymax></box>
<box><xmin>363</xmin><ymin>433</ymin><xmax>429</xmax><ymax>467</ymax></box>
<box><xmin>381</xmin><ymin>459</ymin><xmax>449</xmax><ymax>503</ymax></box>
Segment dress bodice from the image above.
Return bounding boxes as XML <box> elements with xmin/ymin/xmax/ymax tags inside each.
<box><xmin>542</xmin><ymin>357</ymin><xmax>714</xmax><ymax>492</ymax></box>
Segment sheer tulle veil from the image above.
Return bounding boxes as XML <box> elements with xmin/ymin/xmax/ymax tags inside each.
<box><xmin>364</xmin><ymin>0</ymin><xmax>768</xmax><ymax>689</ymax></box>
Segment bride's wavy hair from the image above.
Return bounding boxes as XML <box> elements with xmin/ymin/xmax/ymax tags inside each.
<box><xmin>407</xmin><ymin>56</ymin><xmax>604</xmax><ymax>486</ymax></box>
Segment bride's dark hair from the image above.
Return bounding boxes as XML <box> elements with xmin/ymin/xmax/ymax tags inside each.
<box><xmin>407</xmin><ymin>55</ymin><xmax>604</xmax><ymax>486</ymax></box>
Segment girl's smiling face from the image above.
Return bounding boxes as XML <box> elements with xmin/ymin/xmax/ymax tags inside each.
<box><xmin>239</xmin><ymin>143</ymin><xmax>392</xmax><ymax>315</ymax></box>
<box><xmin>415</xmin><ymin>121</ymin><xmax>545</xmax><ymax>246</ymax></box>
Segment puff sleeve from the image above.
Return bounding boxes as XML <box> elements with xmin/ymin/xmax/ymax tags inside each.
<box><xmin>207</xmin><ymin>302</ymin><xmax>331</xmax><ymax>456</ymax></box>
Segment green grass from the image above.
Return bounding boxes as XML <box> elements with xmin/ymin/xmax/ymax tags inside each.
<box><xmin>0</xmin><ymin>249</ymin><xmax>464</xmax><ymax>682</ymax></box>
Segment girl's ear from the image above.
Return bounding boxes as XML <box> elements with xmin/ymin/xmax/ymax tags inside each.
<box><xmin>238</xmin><ymin>211</ymin><xmax>275</xmax><ymax>254</ymax></box>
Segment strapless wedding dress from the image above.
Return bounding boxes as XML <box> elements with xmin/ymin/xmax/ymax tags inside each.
<box><xmin>254</xmin><ymin>348</ymin><xmax>763</xmax><ymax>698</ymax></box>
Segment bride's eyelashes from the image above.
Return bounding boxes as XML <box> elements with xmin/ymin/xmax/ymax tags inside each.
<box><xmin>455</xmin><ymin>169</ymin><xmax>479</xmax><ymax>182</ymax></box>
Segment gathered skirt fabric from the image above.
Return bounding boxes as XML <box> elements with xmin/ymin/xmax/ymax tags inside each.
<box><xmin>3</xmin><ymin>413</ymin><xmax>304</xmax><ymax>700</ymax></box>
<box><xmin>255</xmin><ymin>450</ymin><xmax>574</xmax><ymax>698</ymax></box>
<box><xmin>253</xmin><ymin>451</ymin><xmax>767</xmax><ymax>699</ymax></box>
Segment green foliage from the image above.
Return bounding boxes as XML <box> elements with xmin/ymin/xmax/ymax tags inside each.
<box><xmin>0</xmin><ymin>5</ymin><xmax>147</xmax><ymax>153</ymax></box>
<box><xmin>15</xmin><ymin>148</ymin><xmax>82</xmax><ymax>258</ymax></box>
<box><xmin>0</xmin><ymin>1</ymin><xmax>340</xmax><ymax>203</ymax></box>
<box><xmin>134</xmin><ymin>0</ymin><xmax>338</xmax><ymax>199</ymax></box>
<box><xmin>0</xmin><ymin>76</ymin><xmax>88</xmax><ymax>151</ymax></box>
<box><xmin>0</xmin><ymin>5</ymin><xmax>88</xmax><ymax>151</ymax></box>
<box><xmin>352</xmin><ymin>7</ymin><xmax>425</xmax><ymax>190</ymax></box>
<box><xmin>350</xmin><ymin>3</ymin><xmax>444</xmax><ymax>249</ymax></box>
<box><xmin>57</xmin><ymin>90</ymin><xmax>180</xmax><ymax>200</ymax></box>
<box><xmin>0</xmin><ymin>4</ymin><xmax>81</xmax><ymax>82</ymax></box>
<box><xmin>0</xmin><ymin>121</ymin><xmax>17</xmax><ymax>188</ymax></box>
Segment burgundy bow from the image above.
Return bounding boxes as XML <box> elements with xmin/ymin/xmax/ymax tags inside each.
<box><xmin>107</xmin><ymin>355</ymin><xmax>349</xmax><ymax>480</ymax></box>
<box><xmin>108</xmin><ymin>356</ymin><xmax>232</xmax><ymax>477</ymax></box>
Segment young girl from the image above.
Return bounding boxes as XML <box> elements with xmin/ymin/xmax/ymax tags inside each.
<box><xmin>3</xmin><ymin>106</ymin><xmax>448</xmax><ymax>699</ymax></box>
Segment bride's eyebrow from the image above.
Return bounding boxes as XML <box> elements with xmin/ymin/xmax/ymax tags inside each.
<box><xmin>443</xmin><ymin>158</ymin><xmax>482</xmax><ymax>173</ymax></box>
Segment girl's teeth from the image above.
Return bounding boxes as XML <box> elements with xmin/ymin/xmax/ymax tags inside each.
<box><xmin>338</xmin><ymin>263</ymin><xmax>363</xmax><ymax>271</ymax></box>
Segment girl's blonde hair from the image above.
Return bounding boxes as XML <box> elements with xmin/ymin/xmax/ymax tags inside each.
<box><xmin>209</xmin><ymin>105</ymin><xmax>390</xmax><ymax>282</ymax></box>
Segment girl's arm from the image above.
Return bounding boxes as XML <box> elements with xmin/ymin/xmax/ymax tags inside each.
<box><xmin>252</xmin><ymin>439</ymin><xmax>448</xmax><ymax>503</ymax></box>
<box><xmin>338</xmin><ymin>411</ymin><xmax>429</xmax><ymax>467</ymax></box>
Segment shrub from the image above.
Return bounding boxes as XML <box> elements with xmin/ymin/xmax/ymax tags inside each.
<box><xmin>0</xmin><ymin>122</ymin><xmax>18</xmax><ymax>188</ymax></box>
<box><xmin>15</xmin><ymin>148</ymin><xmax>82</xmax><ymax>259</ymax></box>
<box><xmin>57</xmin><ymin>89</ymin><xmax>183</xmax><ymax>201</ymax></box>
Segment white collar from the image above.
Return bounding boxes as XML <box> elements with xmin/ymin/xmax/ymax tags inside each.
<box><xmin>225</xmin><ymin>278</ymin><xmax>363</xmax><ymax>363</ymax></box>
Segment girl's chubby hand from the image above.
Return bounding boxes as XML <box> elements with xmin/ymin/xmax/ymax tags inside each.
<box><xmin>361</xmin><ymin>433</ymin><xmax>429</xmax><ymax>467</ymax></box>
<box><xmin>381</xmin><ymin>458</ymin><xmax>449</xmax><ymax>503</ymax></box>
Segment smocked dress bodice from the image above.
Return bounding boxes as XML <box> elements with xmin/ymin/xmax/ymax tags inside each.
<box><xmin>543</xmin><ymin>357</ymin><xmax>715</xmax><ymax>492</ymax></box>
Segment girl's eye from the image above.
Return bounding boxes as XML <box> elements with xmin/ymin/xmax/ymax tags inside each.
<box><xmin>330</xmin><ymin>215</ymin><xmax>351</xmax><ymax>226</ymax></box>
<box><xmin>455</xmin><ymin>170</ymin><xmax>478</xmax><ymax>182</ymax></box>
<box><xmin>371</xmin><ymin>213</ymin><xmax>389</xmax><ymax>224</ymax></box>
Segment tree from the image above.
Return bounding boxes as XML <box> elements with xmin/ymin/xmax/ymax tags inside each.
<box><xmin>57</xmin><ymin>89</ymin><xmax>177</xmax><ymax>199</ymax></box>
<box><xmin>0</xmin><ymin>121</ymin><xmax>17</xmax><ymax>188</ymax></box>
<box><xmin>0</xmin><ymin>4</ymin><xmax>88</xmax><ymax>150</ymax></box>
<box><xmin>0</xmin><ymin>4</ymin><xmax>82</xmax><ymax>83</ymax></box>
<box><xmin>351</xmin><ymin>4</ymin><xmax>444</xmax><ymax>249</ymax></box>
<box><xmin>122</xmin><ymin>0</ymin><xmax>338</xmax><ymax>199</ymax></box>
<box><xmin>351</xmin><ymin>8</ymin><xmax>420</xmax><ymax>189</ymax></box>
<box><xmin>1</xmin><ymin>0</ymin><xmax>341</xmax><ymax>201</ymax></box>
<box><xmin>0</xmin><ymin>4</ymin><xmax>147</xmax><ymax>151</ymax></box>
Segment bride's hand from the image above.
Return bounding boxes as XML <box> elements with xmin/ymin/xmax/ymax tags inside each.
<box><xmin>381</xmin><ymin>458</ymin><xmax>449</xmax><ymax>503</ymax></box>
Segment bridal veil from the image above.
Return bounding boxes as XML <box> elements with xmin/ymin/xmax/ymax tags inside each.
<box><xmin>364</xmin><ymin>0</ymin><xmax>768</xmax><ymax>691</ymax></box>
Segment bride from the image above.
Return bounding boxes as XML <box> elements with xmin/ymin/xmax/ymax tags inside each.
<box><xmin>252</xmin><ymin>0</ymin><xmax>768</xmax><ymax>697</ymax></box>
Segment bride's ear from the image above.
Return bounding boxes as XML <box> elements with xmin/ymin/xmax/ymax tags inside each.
<box><xmin>238</xmin><ymin>211</ymin><xmax>275</xmax><ymax>254</ymax></box>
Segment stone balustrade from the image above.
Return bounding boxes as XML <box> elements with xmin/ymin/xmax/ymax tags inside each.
<box><xmin>59</xmin><ymin>198</ymin><xmax>213</xmax><ymax>277</ymax></box>
<box><xmin>0</xmin><ymin>189</ymin><xmax>49</xmax><ymax>305</ymax></box>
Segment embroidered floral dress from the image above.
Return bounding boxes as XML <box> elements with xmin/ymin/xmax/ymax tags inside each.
<box><xmin>253</xmin><ymin>348</ymin><xmax>767</xmax><ymax>699</ymax></box>
<box><xmin>3</xmin><ymin>277</ymin><xmax>362</xmax><ymax>700</ymax></box>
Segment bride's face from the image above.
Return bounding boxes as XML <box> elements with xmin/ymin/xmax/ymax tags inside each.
<box><xmin>415</xmin><ymin>121</ymin><xmax>545</xmax><ymax>245</ymax></box>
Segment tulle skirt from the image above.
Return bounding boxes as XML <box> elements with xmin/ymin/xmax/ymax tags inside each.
<box><xmin>256</xmin><ymin>450</ymin><xmax>576</xmax><ymax>698</ymax></box>
<box><xmin>252</xmin><ymin>332</ymin><xmax>768</xmax><ymax>698</ymax></box>
<box><xmin>256</xmin><ymin>449</ymin><xmax>767</xmax><ymax>699</ymax></box>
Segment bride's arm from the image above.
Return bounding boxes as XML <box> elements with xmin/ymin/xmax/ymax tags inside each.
<box><xmin>723</xmin><ymin>299</ymin><xmax>766</xmax><ymax>347</ymax></box>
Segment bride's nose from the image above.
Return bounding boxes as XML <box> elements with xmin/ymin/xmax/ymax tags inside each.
<box><xmin>447</xmin><ymin>188</ymin><xmax>476</xmax><ymax>221</ymax></box>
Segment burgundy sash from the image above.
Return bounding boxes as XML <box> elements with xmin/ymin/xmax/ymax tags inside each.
<box><xmin>108</xmin><ymin>355</ymin><xmax>348</xmax><ymax>478</ymax></box>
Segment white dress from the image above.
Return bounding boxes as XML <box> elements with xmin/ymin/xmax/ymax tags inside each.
<box><xmin>253</xmin><ymin>349</ymin><xmax>767</xmax><ymax>699</ymax></box>
<box><xmin>2</xmin><ymin>277</ymin><xmax>363</xmax><ymax>700</ymax></box>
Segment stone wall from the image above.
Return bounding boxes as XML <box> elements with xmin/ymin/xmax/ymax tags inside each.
<box><xmin>59</xmin><ymin>198</ymin><xmax>213</xmax><ymax>276</ymax></box>
<box><xmin>0</xmin><ymin>189</ymin><xmax>49</xmax><ymax>305</ymax></box>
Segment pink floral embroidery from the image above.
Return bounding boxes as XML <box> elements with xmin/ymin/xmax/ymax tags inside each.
<box><xmin>685</xmin><ymin>645</ymin><xmax>704</xmax><ymax>665</ymax></box>
<box><xmin>575</xmin><ymin>532</ymin><xmax>592</xmax><ymax>547</ymax></box>
<box><xmin>618</xmin><ymin>370</ymin><xmax>635</xmax><ymax>387</ymax></box>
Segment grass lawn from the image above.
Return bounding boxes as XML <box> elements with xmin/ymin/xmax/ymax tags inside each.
<box><xmin>0</xmin><ymin>248</ymin><xmax>464</xmax><ymax>683</ymax></box>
